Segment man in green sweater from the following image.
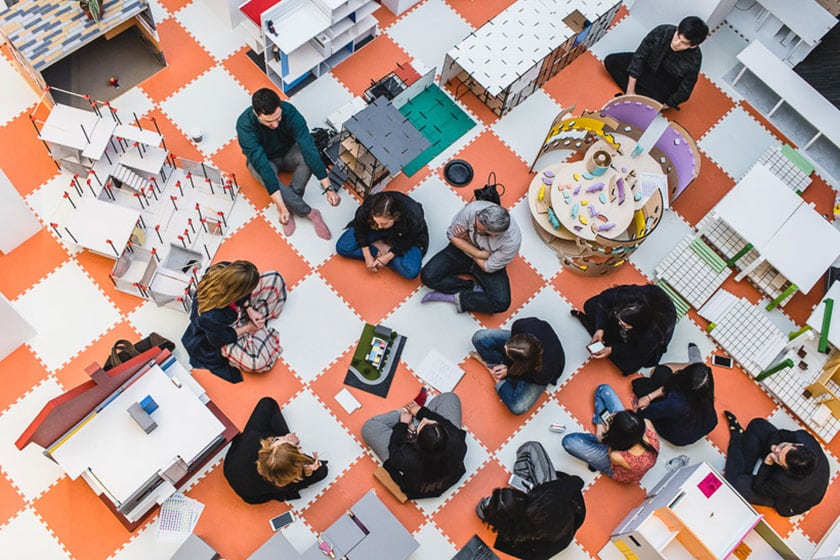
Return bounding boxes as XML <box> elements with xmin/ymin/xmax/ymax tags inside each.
<box><xmin>236</xmin><ymin>88</ymin><xmax>340</xmax><ymax>239</ymax></box>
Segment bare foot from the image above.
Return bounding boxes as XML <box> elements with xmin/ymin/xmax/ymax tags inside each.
<box><xmin>371</xmin><ymin>239</ymin><xmax>390</xmax><ymax>253</ymax></box>
<box><xmin>468</xmin><ymin>351</ymin><xmax>491</xmax><ymax>373</ymax></box>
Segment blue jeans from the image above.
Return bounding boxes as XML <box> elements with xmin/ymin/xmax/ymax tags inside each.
<box><xmin>562</xmin><ymin>384</ymin><xmax>625</xmax><ymax>475</ymax></box>
<box><xmin>420</xmin><ymin>243</ymin><xmax>511</xmax><ymax>313</ymax></box>
<box><xmin>472</xmin><ymin>329</ymin><xmax>545</xmax><ymax>415</ymax></box>
<box><xmin>335</xmin><ymin>227</ymin><xmax>423</xmax><ymax>279</ymax></box>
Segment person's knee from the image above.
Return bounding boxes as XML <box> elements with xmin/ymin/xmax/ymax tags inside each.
<box><xmin>335</xmin><ymin>231</ymin><xmax>357</xmax><ymax>257</ymax></box>
<box><xmin>489</xmin><ymin>291</ymin><xmax>511</xmax><ymax>313</ymax></box>
<box><xmin>507</xmin><ymin>400</ymin><xmax>531</xmax><ymax>416</ymax></box>
<box><xmin>420</xmin><ymin>264</ymin><xmax>439</xmax><ymax>287</ymax></box>
<box><xmin>361</xmin><ymin>419</ymin><xmax>378</xmax><ymax>444</ymax></box>
<box><xmin>746</xmin><ymin>418</ymin><xmax>772</xmax><ymax>433</ymax></box>
<box><xmin>398</xmin><ymin>259</ymin><xmax>421</xmax><ymax>279</ymax></box>
<box><xmin>596</xmin><ymin>384</ymin><xmax>613</xmax><ymax>396</ymax></box>
<box><xmin>471</xmin><ymin>330</ymin><xmax>487</xmax><ymax>349</ymax></box>
<box><xmin>562</xmin><ymin>434</ymin><xmax>579</xmax><ymax>454</ymax></box>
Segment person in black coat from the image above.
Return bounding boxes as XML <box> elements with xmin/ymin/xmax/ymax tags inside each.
<box><xmin>573</xmin><ymin>284</ymin><xmax>676</xmax><ymax>375</ymax></box>
<box><xmin>470</xmin><ymin>317</ymin><xmax>566</xmax><ymax>415</ymax></box>
<box><xmin>336</xmin><ymin>191</ymin><xmax>429</xmax><ymax>279</ymax></box>
<box><xmin>362</xmin><ymin>392</ymin><xmax>467</xmax><ymax>499</ymax></box>
<box><xmin>223</xmin><ymin>397</ymin><xmax>328</xmax><ymax>504</ymax></box>
<box><xmin>723</xmin><ymin>414</ymin><xmax>829</xmax><ymax>517</ymax></box>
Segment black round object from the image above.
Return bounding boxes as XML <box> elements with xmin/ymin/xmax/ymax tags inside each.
<box><xmin>444</xmin><ymin>159</ymin><xmax>474</xmax><ymax>187</ymax></box>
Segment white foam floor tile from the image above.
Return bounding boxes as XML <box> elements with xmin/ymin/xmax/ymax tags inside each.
<box><xmin>415</xmin><ymin>431</ymin><xmax>488</xmax><ymax>515</ymax></box>
<box><xmin>282</xmin><ymin>390</ymin><xmax>364</xmax><ymax>508</ymax></box>
<box><xmin>555</xmin><ymin>540</ymin><xmax>595</xmax><ymax>560</ymax></box>
<box><xmin>698</xmin><ymin>106</ymin><xmax>780</xmax><ymax>181</ymax></box>
<box><xmin>657</xmin><ymin>315</ymin><xmax>716</xmax><ymax>366</ymax></box>
<box><xmin>147</xmin><ymin>0</ymin><xmax>169</xmax><ymax>24</ymax></box>
<box><xmin>411</xmin><ymin>521</ymin><xmax>457</xmax><ymax>559</ymax></box>
<box><xmin>160</xmin><ymin>67</ymin><xmax>251</xmax><ymax>156</ymax></box>
<box><xmin>495</xmin><ymin>400</ymin><xmax>600</xmax><ymax>488</ymax></box>
<box><xmin>289</xmin><ymin>74</ymin><xmax>354</xmax><ymax>130</ymax></box>
<box><xmin>588</xmin><ymin>14</ymin><xmax>648</xmax><ymax>62</ymax></box>
<box><xmin>386</xmin><ymin>0</ymin><xmax>473</xmax><ymax>72</ymax></box>
<box><xmin>110</xmin><ymin>88</ymin><xmax>155</xmax><ymax>120</ymax></box>
<box><xmin>0</xmin><ymin>508</ymin><xmax>70</xmax><ymax>560</ymax></box>
<box><xmin>0</xmin><ymin>378</ymin><xmax>66</xmax><ymax>501</ymax></box>
<box><xmin>408</xmin><ymin>175</ymin><xmax>472</xmax><ymax>257</ymax></box>
<box><xmin>491</xmin><ymin>90</ymin><xmax>562</xmax><ymax>165</ymax></box>
<box><xmin>510</xmin><ymin>287</ymin><xmax>591</xmax><ymax>387</ymax></box>
<box><xmin>176</xmin><ymin>0</ymin><xmax>247</xmax><ymax>60</ymax></box>
<box><xmin>0</xmin><ymin>55</ymin><xmax>39</xmax><ymax>127</ymax></box>
<box><xmin>127</xmin><ymin>300</ymin><xmax>192</xmax><ymax>366</ymax></box>
<box><xmin>639</xmin><ymin>438</ymin><xmax>724</xmax><ymax>493</ymax></box>
<box><xmin>509</xmin><ymin>197</ymin><xmax>563</xmax><ymax>280</ymax></box>
<box><xmin>15</xmin><ymin>261</ymin><xmax>120</xmax><ymax>371</ymax></box>
<box><xmin>262</xmin><ymin>177</ymin><xmax>357</xmax><ymax>268</ymax></box>
<box><xmin>628</xmin><ymin>209</ymin><xmax>692</xmax><ymax>279</ymax></box>
<box><xmin>222</xmin><ymin>193</ymin><xmax>257</xmax><ymax>237</ymax></box>
<box><xmin>386</xmin><ymin>289</ymin><xmax>482</xmax><ymax>374</ymax></box>
<box><xmin>785</xmin><ymin>529</ymin><xmax>818</xmax><ymax>560</ymax></box>
<box><xmin>108</xmin><ymin>520</ymin><xmax>182</xmax><ymax>560</ymax></box>
<box><xmin>272</xmin><ymin>274</ymin><xmax>362</xmax><ymax>382</ymax></box>
<box><xmin>701</xmin><ymin>23</ymin><xmax>749</xmax><ymax>88</ymax></box>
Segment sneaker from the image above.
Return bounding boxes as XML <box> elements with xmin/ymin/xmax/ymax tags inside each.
<box><xmin>475</xmin><ymin>497</ymin><xmax>490</xmax><ymax>521</ymax></box>
<box><xmin>282</xmin><ymin>214</ymin><xmax>296</xmax><ymax>236</ymax></box>
<box><xmin>667</xmin><ymin>455</ymin><xmax>690</xmax><ymax>471</ymax></box>
<box><xmin>723</xmin><ymin>410</ymin><xmax>744</xmax><ymax>435</ymax></box>
<box><xmin>308</xmin><ymin>208</ymin><xmax>331</xmax><ymax>240</ymax></box>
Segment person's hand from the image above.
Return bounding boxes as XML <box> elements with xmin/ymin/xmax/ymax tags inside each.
<box><xmin>595</xmin><ymin>422</ymin><xmax>608</xmax><ymax>441</ymax></box>
<box><xmin>633</xmin><ymin>394</ymin><xmax>652</xmax><ymax>411</ymax></box>
<box><xmin>326</xmin><ymin>189</ymin><xmax>341</xmax><ymax>207</ymax></box>
<box><xmin>304</xmin><ymin>452</ymin><xmax>321</xmax><ymax>475</ymax></box>
<box><xmin>764</xmin><ymin>452</ymin><xmax>776</xmax><ymax>466</ymax></box>
<box><xmin>363</xmin><ymin>251</ymin><xmax>379</xmax><ymax>272</ymax></box>
<box><xmin>451</xmin><ymin>224</ymin><xmax>469</xmax><ymax>238</ymax></box>
<box><xmin>285</xmin><ymin>432</ymin><xmax>300</xmax><ymax>447</ymax></box>
<box><xmin>490</xmin><ymin>364</ymin><xmax>508</xmax><ymax>381</ymax></box>
<box><xmin>277</xmin><ymin>205</ymin><xmax>291</xmax><ymax>225</ymax></box>
<box><xmin>404</xmin><ymin>401</ymin><xmax>421</xmax><ymax>416</ymax></box>
<box><xmin>592</xmin><ymin>346</ymin><xmax>612</xmax><ymax>359</ymax></box>
<box><xmin>591</xmin><ymin>330</ymin><xmax>605</xmax><ymax>343</ymax></box>
<box><xmin>374</xmin><ymin>251</ymin><xmax>394</xmax><ymax>270</ymax></box>
<box><xmin>246</xmin><ymin>306</ymin><xmax>265</xmax><ymax>329</ymax></box>
<box><xmin>399</xmin><ymin>408</ymin><xmax>413</xmax><ymax>424</ymax></box>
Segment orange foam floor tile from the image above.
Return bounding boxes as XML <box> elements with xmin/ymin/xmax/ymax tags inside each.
<box><xmin>799</xmin><ymin>475</ymin><xmax>840</xmax><ymax>542</ymax></box>
<box><xmin>222</xmin><ymin>47</ymin><xmax>278</xmax><ymax>97</ymax></box>
<box><xmin>213</xmin><ymin>216</ymin><xmax>312</xmax><ymax>290</ymax></box>
<box><xmin>187</xmin><ymin>462</ymin><xmax>290</xmax><ymax>560</ymax></box>
<box><xmin>0</xmin><ymin>346</ymin><xmax>49</xmax><ymax>413</ymax></box>
<box><xmin>705</xmin><ymin>367</ymin><xmax>779</xmax><ymax>453</ymax></box>
<box><xmin>671</xmin><ymin>153</ymin><xmax>735</xmax><ymax>227</ymax></box>
<box><xmin>139</xmin><ymin>19</ymin><xmax>216</xmax><ymax>104</ymax></box>
<box><xmin>753</xmin><ymin>504</ymin><xmax>795</xmax><ymax>539</ymax></box>
<box><xmin>550</xmin><ymin>263</ymin><xmax>649</xmax><ymax>312</ymax></box>
<box><xmin>444</xmin><ymin>0</ymin><xmax>516</xmax><ymax>28</ymax></box>
<box><xmin>309</xmin><ymin>348</ymin><xmax>424</xmax><ymax>438</ymax></box>
<box><xmin>34</xmin><ymin>476</ymin><xmax>133</xmax><ymax>560</ymax></box>
<box><xmin>456</xmin><ymin>358</ymin><xmax>545</xmax><ymax>452</ymax></box>
<box><xmin>301</xmin><ymin>455</ymin><xmax>427</xmax><ymax>535</ymax></box>
<box><xmin>670</xmin><ymin>75</ymin><xmax>735</xmax><ymax>140</ymax></box>
<box><xmin>74</xmin><ymin>251</ymin><xmax>144</xmax><ymax>315</ymax></box>
<box><xmin>385</xmin><ymin>166</ymin><xmax>431</xmax><ymax>194</ymax></box>
<box><xmin>372</xmin><ymin>3</ymin><xmax>400</xmax><ymax>29</ymax></box>
<box><xmin>193</xmin><ymin>361</ymin><xmax>304</xmax><ymax>430</ymax></box>
<box><xmin>210</xmin><ymin>134</ymin><xmax>272</xmax><ymax>211</ymax></box>
<box><xmin>318</xmin><ymin>253</ymin><xmax>420</xmax><ymax>325</ymax></box>
<box><xmin>0</xmin><ymin>472</ymin><xmax>24</xmax><ymax>528</ymax></box>
<box><xmin>470</xmin><ymin>257</ymin><xmax>545</xmax><ymax>330</ymax></box>
<box><xmin>444</xmin><ymin>130</ymin><xmax>533</xmax><ymax>208</ymax></box>
<box><xmin>53</xmin><ymin>321</ymin><xmax>142</xmax><ymax>390</ymax></box>
<box><xmin>331</xmin><ymin>36</ymin><xmax>410</xmax><ymax>97</ymax></box>
<box><xmin>0</xmin><ymin>113</ymin><xmax>59</xmax><ymax>197</ymax></box>
<box><xmin>433</xmin><ymin>460</ymin><xmax>510</xmax><ymax>551</ymax></box>
<box><xmin>441</xmin><ymin>79</ymin><xmax>501</xmax><ymax>127</ymax></box>
<box><xmin>718</xmin><ymin>275</ymin><xmax>763</xmax><ymax>306</ymax></box>
<box><xmin>554</xmin><ymin>359</ymin><xmax>635</xmax><ymax>427</ymax></box>
<box><xmin>784</xmin><ymin>274</ymin><xmax>828</xmax><ymax>327</ymax></box>
<box><xmin>155</xmin><ymin>0</ymin><xmax>193</xmax><ymax>15</ymax></box>
<box><xmin>0</xmin><ymin>229</ymin><xmax>68</xmax><ymax>300</ymax></box>
<box><xmin>542</xmin><ymin>52</ymin><xmax>618</xmax><ymax>114</ymax></box>
<box><xmin>801</xmin><ymin>173</ymin><xmax>838</xmax><ymax>218</ymax></box>
<box><xmin>142</xmin><ymin>107</ymin><xmax>205</xmax><ymax>164</ymax></box>
<box><xmin>574</xmin><ymin>475</ymin><xmax>646</xmax><ymax>554</ymax></box>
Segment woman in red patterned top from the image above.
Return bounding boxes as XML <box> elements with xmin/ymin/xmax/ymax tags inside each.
<box><xmin>562</xmin><ymin>384</ymin><xmax>660</xmax><ymax>484</ymax></box>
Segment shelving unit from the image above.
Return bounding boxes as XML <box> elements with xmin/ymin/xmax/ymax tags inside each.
<box><xmin>259</xmin><ymin>0</ymin><xmax>379</xmax><ymax>94</ymax></box>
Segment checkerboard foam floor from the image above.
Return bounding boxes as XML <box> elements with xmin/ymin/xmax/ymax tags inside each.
<box><xmin>1</xmin><ymin>1</ymin><xmax>840</xmax><ymax>559</ymax></box>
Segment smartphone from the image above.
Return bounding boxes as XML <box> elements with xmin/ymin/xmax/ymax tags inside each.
<box><xmin>269</xmin><ymin>511</ymin><xmax>295</xmax><ymax>531</ymax></box>
<box><xmin>508</xmin><ymin>474</ymin><xmax>532</xmax><ymax>492</ymax></box>
<box><xmin>712</xmin><ymin>354</ymin><xmax>733</xmax><ymax>368</ymax></box>
<box><xmin>587</xmin><ymin>341</ymin><xmax>605</xmax><ymax>354</ymax></box>
<box><xmin>599</xmin><ymin>409</ymin><xmax>614</xmax><ymax>424</ymax></box>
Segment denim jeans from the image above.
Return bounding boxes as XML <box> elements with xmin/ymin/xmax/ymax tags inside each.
<box><xmin>420</xmin><ymin>244</ymin><xmax>511</xmax><ymax>313</ymax></box>
<box><xmin>562</xmin><ymin>384</ymin><xmax>626</xmax><ymax>475</ymax></box>
<box><xmin>472</xmin><ymin>329</ymin><xmax>544</xmax><ymax>415</ymax></box>
<box><xmin>246</xmin><ymin>143</ymin><xmax>314</xmax><ymax>216</ymax></box>
<box><xmin>335</xmin><ymin>227</ymin><xmax>423</xmax><ymax>279</ymax></box>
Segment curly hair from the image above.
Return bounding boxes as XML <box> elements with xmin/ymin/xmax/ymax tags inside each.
<box><xmin>256</xmin><ymin>439</ymin><xmax>315</xmax><ymax>488</ymax></box>
<box><xmin>196</xmin><ymin>261</ymin><xmax>259</xmax><ymax>314</ymax></box>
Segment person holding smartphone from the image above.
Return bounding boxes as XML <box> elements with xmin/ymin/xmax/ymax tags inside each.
<box><xmin>223</xmin><ymin>397</ymin><xmax>327</xmax><ymax>504</ymax></box>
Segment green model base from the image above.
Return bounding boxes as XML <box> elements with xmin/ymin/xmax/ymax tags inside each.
<box><xmin>351</xmin><ymin>323</ymin><xmax>394</xmax><ymax>381</ymax></box>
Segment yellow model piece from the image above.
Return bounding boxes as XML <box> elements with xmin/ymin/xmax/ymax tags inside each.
<box><xmin>552</xmin><ymin>116</ymin><xmax>620</xmax><ymax>150</ymax></box>
<box><xmin>579</xmin><ymin>214</ymin><xmax>588</xmax><ymax>225</ymax></box>
<box><xmin>538</xmin><ymin>184</ymin><xmax>545</xmax><ymax>201</ymax></box>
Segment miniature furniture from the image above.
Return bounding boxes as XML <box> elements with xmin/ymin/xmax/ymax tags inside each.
<box><xmin>250</xmin><ymin>0</ymin><xmax>379</xmax><ymax>93</ymax></box>
<box><xmin>611</xmin><ymin>462</ymin><xmax>797</xmax><ymax>560</ymax></box>
<box><xmin>248</xmin><ymin>491</ymin><xmax>419</xmax><ymax>559</ymax></box>
<box><xmin>441</xmin><ymin>0</ymin><xmax>621</xmax><ymax>117</ymax></box>
<box><xmin>16</xmin><ymin>349</ymin><xmax>236</xmax><ymax>530</ymax></box>
<box><xmin>655</xmin><ymin>234</ymin><xmax>731</xmax><ymax>310</ymax></box>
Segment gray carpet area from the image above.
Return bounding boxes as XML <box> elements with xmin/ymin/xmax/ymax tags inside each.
<box><xmin>794</xmin><ymin>18</ymin><xmax>840</xmax><ymax>109</ymax></box>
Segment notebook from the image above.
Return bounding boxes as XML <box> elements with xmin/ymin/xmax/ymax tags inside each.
<box><xmin>451</xmin><ymin>535</ymin><xmax>500</xmax><ymax>560</ymax></box>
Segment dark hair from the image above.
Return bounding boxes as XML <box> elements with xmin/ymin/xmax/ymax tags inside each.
<box><xmin>604</xmin><ymin>411</ymin><xmax>658</xmax><ymax>455</ymax></box>
<box><xmin>664</xmin><ymin>363</ymin><xmax>714</xmax><ymax>415</ymax></box>
<box><xmin>417</xmin><ymin>422</ymin><xmax>447</xmax><ymax>454</ymax></box>
<box><xmin>786</xmin><ymin>445</ymin><xmax>816</xmax><ymax>478</ymax></box>
<box><xmin>368</xmin><ymin>192</ymin><xmax>401</xmax><ymax>225</ymax></box>
<box><xmin>483</xmin><ymin>486</ymin><xmax>575</xmax><ymax>544</ymax></box>
<box><xmin>613</xmin><ymin>297</ymin><xmax>668</xmax><ymax>344</ymax></box>
<box><xmin>506</xmin><ymin>333</ymin><xmax>543</xmax><ymax>378</ymax></box>
<box><xmin>252</xmin><ymin>88</ymin><xmax>281</xmax><ymax>116</ymax></box>
<box><xmin>678</xmin><ymin>16</ymin><xmax>709</xmax><ymax>46</ymax></box>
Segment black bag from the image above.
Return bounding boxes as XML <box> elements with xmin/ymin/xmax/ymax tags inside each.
<box><xmin>473</xmin><ymin>172</ymin><xmax>505</xmax><ymax>205</ymax></box>
<box><xmin>310</xmin><ymin>127</ymin><xmax>337</xmax><ymax>167</ymax></box>
<box><xmin>103</xmin><ymin>333</ymin><xmax>176</xmax><ymax>370</ymax></box>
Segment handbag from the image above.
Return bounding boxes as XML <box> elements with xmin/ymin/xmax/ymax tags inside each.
<box><xmin>103</xmin><ymin>332</ymin><xmax>176</xmax><ymax>370</ymax></box>
<box><xmin>472</xmin><ymin>171</ymin><xmax>505</xmax><ymax>205</ymax></box>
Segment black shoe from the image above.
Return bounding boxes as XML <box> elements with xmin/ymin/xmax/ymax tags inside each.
<box><xmin>587</xmin><ymin>464</ymin><xmax>597</xmax><ymax>472</ymax></box>
<box><xmin>723</xmin><ymin>410</ymin><xmax>743</xmax><ymax>434</ymax></box>
<box><xmin>571</xmin><ymin>309</ymin><xmax>582</xmax><ymax>318</ymax></box>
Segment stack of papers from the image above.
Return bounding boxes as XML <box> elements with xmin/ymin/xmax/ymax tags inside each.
<box><xmin>157</xmin><ymin>493</ymin><xmax>204</xmax><ymax>543</ymax></box>
<box><xmin>415</xmin><ymin>350</ymin><xmax>464</xmax><ymax>393</ymax></box>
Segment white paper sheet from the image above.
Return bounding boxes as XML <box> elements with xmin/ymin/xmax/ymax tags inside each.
<box><xmin>415</xmin><ymin>350</ymin><xmax>464</xmax><ymax>393</ymax></box>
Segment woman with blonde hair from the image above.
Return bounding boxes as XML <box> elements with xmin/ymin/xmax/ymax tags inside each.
<box><xmin>224</xmin><ymin>397</ymin><xmax>327</xmax><ymax>503</ymax></box>
<box><xmin>181</xmin><ymin>260</ymin><xmax>286</xmax><ymax>383</ymax></box>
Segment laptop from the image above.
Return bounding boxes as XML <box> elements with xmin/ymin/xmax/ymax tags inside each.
<box><xmin>451</xmin><ymin>535</ymin><xmax>500</xmax><ymax>560</ymax></box>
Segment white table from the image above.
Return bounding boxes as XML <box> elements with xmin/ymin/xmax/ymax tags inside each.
<box><xmin>754</xmin><ymin>0</ymin><xmax>835</xmax><ymax>47</ymax></box>
<box><xmin>65</xmin><ymin>197</ymin><xmax>140</xmax><ymax>258</ymax></box>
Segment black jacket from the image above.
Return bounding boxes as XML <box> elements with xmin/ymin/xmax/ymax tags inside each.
<box><xmin>181</xmin><ymin>293</ymin><xmax>248</xmax><ymax>383</ymax></box>
<box><xmin>346</xmin><ymin>192</ymin><xmax>429</xmax><ymax>256</ymax></box>
<box><xmin>384</xmin><ymin>406</ymin><xmax>467</xmax><ymax>499</ymax></box>
<box><xmin>627</xmin><ymin>24</ymin><xmax>702</xmax><ymax>108</ymax></box>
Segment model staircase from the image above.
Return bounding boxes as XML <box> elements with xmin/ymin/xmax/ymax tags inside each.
<box><xmin>111</xmin><ymin>164</ymin><xmax>149</xmax><ymax>192</ymax></box>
